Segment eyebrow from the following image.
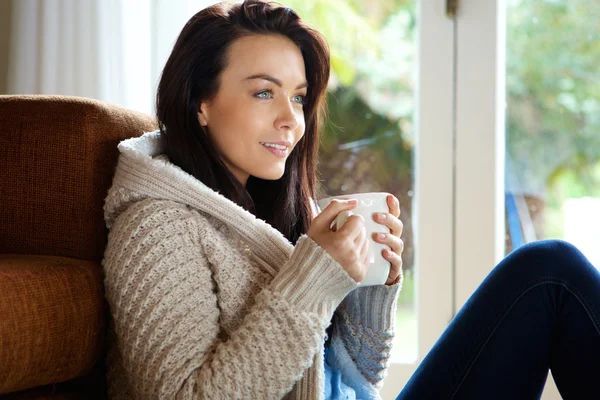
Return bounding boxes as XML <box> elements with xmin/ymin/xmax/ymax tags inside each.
<box><xmin>245</xmin><ymin>74</ymin><xmax>308</xmax><ymax>90</ymax></box>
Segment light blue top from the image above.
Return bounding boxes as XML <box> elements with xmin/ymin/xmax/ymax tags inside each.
<box><xmin>324</xmin><ymin>345</ymin><xmax>356</xmax><ymax>400</ymax></box>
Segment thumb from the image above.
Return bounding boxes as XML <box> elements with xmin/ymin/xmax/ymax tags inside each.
<box><xmin>313</xmin><ymin>199</ymin><xmax>357</xmax><ymax>231</ymax></box>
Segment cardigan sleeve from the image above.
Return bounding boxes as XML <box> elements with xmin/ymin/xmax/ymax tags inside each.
<box><xmin>312</xmin><ymin>197</ymin><xmax>403</xmax><ymax>398</ymax></box>
<box><xmin>102</xmin><ymin>199</ymin><xmax>357</xmax><ymax>400</ymax></box>
<box><xmin>326</xmin><ymin>282</ymin><xmax>402</xmax><ymax>400</ymax></box>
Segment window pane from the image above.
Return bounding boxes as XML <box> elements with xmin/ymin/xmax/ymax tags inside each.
<box><xmin>505</xmin><ymin>0</ymin><xmax>600</xmax><ymax>269</ymax></box>
<box><xmin>280</xmin><ymin>0</ymin><xmax>418</xmax><ymax>363</ymax></box>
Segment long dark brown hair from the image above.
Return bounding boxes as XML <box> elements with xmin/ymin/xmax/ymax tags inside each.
<box><xmin>156</xmin><ymin>0</ymin><xmax>330</xmax><ymax>244</ymax></box>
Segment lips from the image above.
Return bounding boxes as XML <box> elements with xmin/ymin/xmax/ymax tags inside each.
<box><xmin>260</xmin><ymin>142</ymin><xmax>289</xmax><ymax>158</ymax></box>
<box><xmin>261</xmin><ymin>143</ymin><xmax>287</xmax><ymax>150</ymax></box>
<box><xmin>259</xmin><ymin>140</ymin><xmax>292</xmax><ymax>148</ymax></box>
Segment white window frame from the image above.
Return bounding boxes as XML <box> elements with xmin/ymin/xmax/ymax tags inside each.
<box><xmin>381</xmin><ymin>0</ymin><xmax>455</xmax><ymax>396</ymax></box>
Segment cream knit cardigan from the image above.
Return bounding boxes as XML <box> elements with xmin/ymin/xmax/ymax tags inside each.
<box><xmin>102</xmin><ymin>130</ymin><xmax>402</xmax><ymax>399</ymax></box>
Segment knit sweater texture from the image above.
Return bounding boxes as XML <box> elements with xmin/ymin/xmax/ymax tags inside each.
<box><xmin>101</xmin><ymin>130</ymin><xmax>403</xmax><ymax>399</ymax></box>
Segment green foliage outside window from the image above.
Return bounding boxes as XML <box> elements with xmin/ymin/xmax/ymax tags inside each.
<box><xmin>285</xmin><ymin>0</ymin><xmax>600</xmax><ymax>249</ymax></box>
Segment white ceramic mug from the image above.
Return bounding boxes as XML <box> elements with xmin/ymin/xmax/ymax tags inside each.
<box><xmin>317</xmin><ymin>192</ymin><xmax>392</xmax><ymax>286</ymax></box>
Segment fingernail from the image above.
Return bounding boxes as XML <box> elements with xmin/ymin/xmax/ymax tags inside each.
<box><xmin>377</xmin><ymin>233</ymin><xmax>386</xmax><ymax>240</ymax></box>
<box><xmin>378</xmin><ymin>213</ymin><xmax>387</xmax><ymax>220</ymax></box>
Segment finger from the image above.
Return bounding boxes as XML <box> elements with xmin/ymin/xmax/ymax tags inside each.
<box><xmin>386</xmin><ymin>194</ymin><xmax>401</xmax><ymax>218</ymax></box>
<box><xmin>372</xmin><ymin>212</ymin><xmax>403</xmax><ymax>236</ymax></box>
<box><xmin>353</xmin><ymin>226</ymin><xmax>366</xmax><ymax>247</ymax></box>
<box><xmin>314</xmin><ymin>199</ymin><xmax>357</xmax><ymax>230</ymax></box>
<box><xmin>383</xmin><ymin>249</ymin><xmax>403</xmax><ymax>283</ymax></box>
<box><xmin>372</xmin><ymin>233</ymin><xmax>404</xmax><ymax>254</ymax></box>
<box><xmin>338</xmin><ymin>214</ymin><xmax>365</xmax><ymax>241</ymax></box>
<box><xmin>383</xmin><ymin>248</ymin><xmax>403</xmax><ymax>269</ymax></box>
<box><xmin>360</xmin><ymin>234</ymin><xmax>370</xmax><ymax>265</ymax></box>
<box><xmin>386</xmin><ymin>272</ymin><xmax>401</xmax><ymax>286</ymax></box>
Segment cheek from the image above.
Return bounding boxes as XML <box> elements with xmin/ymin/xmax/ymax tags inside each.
<box><xmin>224</xmin><ymin>97</ymin><xmax>270</xmax><ymax>128</ymax></box>
<box><xmin>210</xmin><ymin>100</ymin><xmax>268</xmax><ymax>147</ymax></box>
<box><xmin>295</xmin><ymin>119</ymin><xmax>306</xmax><ymax>143</ymax></box>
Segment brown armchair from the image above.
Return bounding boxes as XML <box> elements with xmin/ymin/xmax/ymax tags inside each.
<box><xmin>0</xmin><ymin>95</ymin><xmax>157</xmax><ymax>399</ymax></box>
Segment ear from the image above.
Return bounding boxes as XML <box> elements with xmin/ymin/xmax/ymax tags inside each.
<box><xmin>198</xmin><ymin>102</ymin><xmax>210</xmax><ymax>127</ymax></box>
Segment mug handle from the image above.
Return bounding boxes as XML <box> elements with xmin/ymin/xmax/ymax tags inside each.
<box><xmin>330</xmin><ymin>210</ymin><xmax>354</xmax><ymax>232</ymax></box>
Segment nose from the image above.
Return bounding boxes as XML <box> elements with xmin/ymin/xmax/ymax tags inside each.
<box><xmin>274</xmin><ymin>98</ymin><xmax>301</xmax><ymax>132</ymax></box>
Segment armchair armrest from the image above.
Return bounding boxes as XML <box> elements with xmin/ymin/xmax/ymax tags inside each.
<box><xmin>0</xmin><ymin>254</ymin><xmax>106</xmax><ymax>395</ymax></box>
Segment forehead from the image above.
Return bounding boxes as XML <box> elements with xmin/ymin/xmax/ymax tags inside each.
<box><xmin>223</xmin><ymin>34</ymin><xmax>306</xmax><ymax>83</ymax></box>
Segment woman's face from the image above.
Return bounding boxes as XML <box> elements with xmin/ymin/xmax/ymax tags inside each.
<box><xmin>199</xmin><ymin>34</ymin><xmax>308</xmax><ymax>186</ymax></box>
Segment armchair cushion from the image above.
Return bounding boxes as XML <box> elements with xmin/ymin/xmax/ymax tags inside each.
<box><xmin>0</xmin><ymin>254</ymin><xmax>106</xmax><ymax>396</ymax></box>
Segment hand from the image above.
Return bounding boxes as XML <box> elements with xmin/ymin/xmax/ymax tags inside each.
<box><xmin>307</xmin><ymin>199</ymin><xmax>370</xmax><ymax>283</ymax></box>
<box><xmin>372</xmin><ymin>194</ymin><xmax>404</xmax><ymax>286</ymax></box>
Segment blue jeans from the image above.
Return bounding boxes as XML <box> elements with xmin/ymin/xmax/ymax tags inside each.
<box><xmin>396</xmin><ymin>240</ymin><xmax>600</xmax><ymax>399</ymax></box>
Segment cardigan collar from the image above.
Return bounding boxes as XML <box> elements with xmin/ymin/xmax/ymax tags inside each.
<box><xmin>104</xmin><ymin>129</ymin><xmax>294</xmax><ymax>268</ymax></box>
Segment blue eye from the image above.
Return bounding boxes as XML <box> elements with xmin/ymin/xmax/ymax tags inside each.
<box><xmin>255</xmin><ymin>90</ymin><xmax>273</xmax><ymax>99</ymax></box>
<box><xmin>292</xmin><ymin>94</ymin><xmax>306</xmax><ymax>104</ymax></box>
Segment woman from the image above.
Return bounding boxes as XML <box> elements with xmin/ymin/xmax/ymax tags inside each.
<box><xmin>102</xmin><ymin>1</ymin><xmax>600</xmax><ymax>399</ymax></box>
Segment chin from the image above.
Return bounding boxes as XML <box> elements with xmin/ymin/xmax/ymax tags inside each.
<box><xmin>254</xmin><ymin>168</ymin><xmax>286</xmax><ymax>181</ymax></box>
